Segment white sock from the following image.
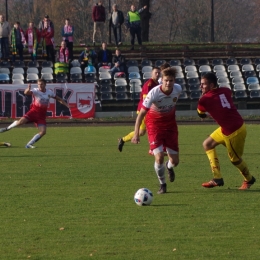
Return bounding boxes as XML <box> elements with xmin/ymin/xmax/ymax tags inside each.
<box><xmin>167</xmin><ymin>160</ymin><xmax>174</xmax><ymax>169</ymax></box>
<box><xmin>154</xmin><ymin>162</ymin><xmax>165</xmax><ymax>184</ymax></box>
<box><xmin>7</xmin><ymin>120</ymin><xmax>18</xmax><ymax>130</ymax></box>
<box><xmin>27</xmin><ymin>133</ymin><xmax>41</xmax><ymax>146</ymax></box>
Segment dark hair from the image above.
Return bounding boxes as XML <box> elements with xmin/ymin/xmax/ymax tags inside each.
<box><xmin>38</xmin><ymin>78</ymin><xmax>47</xmax><ymax>85</ymax></box>
<box><xmin>160</xmin><ymin>63</ymin><xmax>171</xmax><ymax>71</ymax></box>
<box><xmin>66</xmin><ymin>18</ymin><xmax>70</xmax><ymax>21</ymax></box>
<box><xmin>44</xmin><ymin>15</ymin><xmax>49</xmax><ymax>18</ymax></box>
<box><xmin>202</xmin><ymin>72</ymin><xmax>217</xmax><ymax>86</ymax></box>
<box><xmin>161</xmin><ymin>67</ymin><xmax>177</xmax><ymax>78</ymax></box>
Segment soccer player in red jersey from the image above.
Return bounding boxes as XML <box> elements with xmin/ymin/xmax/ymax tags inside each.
<box><xmin>131</xmin><ymin>67</ymin><xmax>182</xmax><ymax>194</ymax></box>
<box><xmin>118</xmin><ymin>67</ymin><xmax>160</xmax><ymax>152</ymax></box>
<box><xmin>197</xmin><ymin>72</ymin><xmax>255</xmax><ymax>190</ymax></box>
<box><xmin>0</xmin><ymin>79</ymin><xmax>70</xmax><ymax>148</ymax></box>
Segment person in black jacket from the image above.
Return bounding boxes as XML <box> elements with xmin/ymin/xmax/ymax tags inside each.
<box><xmin>110</xmin><ymin>49</ymin><xmax>126</xmax><ymax>78</ymax></box>
<box><xmin>97</xmin><ymin>42</ymin><xmax>112</xmax><ymax>68</ymax></box>
<box><xmin>109</xmin><ymin>4</ymin><xmax>124</xmax><ymax>47</ymax></box>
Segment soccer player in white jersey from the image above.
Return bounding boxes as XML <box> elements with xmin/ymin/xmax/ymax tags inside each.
<box><xmin>0</xmin><ymin>79</ymin><xmax>70</xmax><ymax>148</ymax></box>
<box><xmin>132</xmin><ymin>67</ymin><xmax>182</xmax><ymax>194</ymax></box>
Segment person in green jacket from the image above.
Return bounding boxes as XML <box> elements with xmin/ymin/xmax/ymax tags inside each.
<box><xmin>125</xmin><ymin>5</ymin><xmax>147</xmax><ymax>51</ymax></box>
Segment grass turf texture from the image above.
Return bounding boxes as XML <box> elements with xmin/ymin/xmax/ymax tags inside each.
<box><xmin>0</xmin><ymin>124</ymin><xmax>259</xmax><ymax>259</ymax></box>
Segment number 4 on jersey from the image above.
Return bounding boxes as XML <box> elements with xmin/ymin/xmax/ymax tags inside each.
<box><xmin>219</xmin><ymin>94</ymin><xmax>231</xmax><ymax>109</ymax></box>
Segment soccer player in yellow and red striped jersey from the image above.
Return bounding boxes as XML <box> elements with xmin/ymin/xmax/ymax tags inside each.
<box><xmin>197</xmin><ymin>72</ymin><xmax>255</xmax><ymax>190</ymax></box>
<box><xmin>118</xmin><ymin>67</ymin><xmax>160</xmax><ymax>152</ymax></box>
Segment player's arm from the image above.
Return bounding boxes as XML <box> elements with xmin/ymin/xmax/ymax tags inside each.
<box><xmin>197</xmin><ymin>108</ymin><xmax>207</xmax><ymax>119</ymax></box>
<box><xmin>131</xmin><ymin>108</ymin><xmax>147</xmax><ymax>144</ymax></box>
<box><xmin>54</xmin><ymin>96</ymin><xmax>70</xmax><ymax>108</ymax></box>
<box><xmin>24</xmin><ymin>84</ymin><xmax>32</xmax><ymax>95</ymax></box>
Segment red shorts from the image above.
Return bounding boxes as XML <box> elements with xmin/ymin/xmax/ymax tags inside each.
<box><xmin>147</xmin><ymin>128</ymin><xmax>179</xmax><ymax>152</ymax></box>
<box><xmin>24</xmin><ymin>109</ymin><xmax>46</xmax><ymax>126</ymax></box>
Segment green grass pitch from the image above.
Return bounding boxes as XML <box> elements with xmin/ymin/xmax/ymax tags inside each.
<box><xmin>0</xmin><ymin>124</ymin><xmax>259</xmax><ymax>259</ymax></box>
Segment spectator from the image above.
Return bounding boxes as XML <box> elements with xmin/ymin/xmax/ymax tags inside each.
<box><xmin>78</xmin><ymin>44</ymin><xmax>97</xmax><ymax>69</ymax></box>
<box><xmin>54</xmin><ymin>41</ymin><xmax>69</xmax><ymax>74</ymax></box>
<box><xmin>109</xmin><ymin>4</ymin><xmax>124</xmax><ymax>47</ymax></box>
<box><xmin>110</xmin><ymin>49</ymin><xmax>126</xmax><ymax>78</ymax></box>
<box><xmin>61</xmin><ymin>18</ymin><xmax>74</xmax><ymax>60</ymax></box>
<box><xmin>92</xmin><ymin>1</ymin><xmax>106</xmax><ymax>46</ymax></box>
<box><xmin>41</xmin><ymin>17</ymin><xmax>55</xmax><ymax>64</ymax></box>
<box><xmin>97</xmin><ymin>42</ymin><xmax>112</xmax><ymax>68</ymax></box>
<box><xmin>38</xmin><ymin>15</ymin><xmax>54</xmax><ymax>32</ymax></box>
<box><xmin>125</xmin><ymin>5</ymin><xmax>147</xmax><ymax>51</ymax></box>
<box><xmin>11</xmin><ymin>21</ymin><xmax>26</xmax><ymax>62</ymax></box>
<box><xmin>0</xmin><ymin>14</ymin><xmax>11</xmax><ymax>60</ymax></box>
<box><xmin>25</xmin><ymin>22</ymin><xmax>41</xmax><ymax>61</ymax></box>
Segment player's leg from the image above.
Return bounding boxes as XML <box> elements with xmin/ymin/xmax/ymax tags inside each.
<box><xmin>0</xmin><ymin>117</ymin><xmax>29</xmax><ymax>133</ymax></box>
<box><xmin>0</xmin><ymin>142</ymin><xmax>11</xmax><ymax>147</ymax></box>
<box><xmin>118</xmin><ymin>118</ymin><xmax>146</xmax><ymax>152</ymax></box>
<box><xmin>225</xmin><ymin>124</ymin><xmax>255</xmax><ymax>189</ymax></box>
<box><xmin>202</xmin><ymin>127</ymin><xmax>224</xmax><ymax>188</ymax></box>
<box><xmin>26</xmin><ymin>124</ymin><xmax>46</xmax><ymax>149</ymax></box>
<box><xmin>153</xmin><ymin>146</ymin><xmax>167</xmax><ymax>194</ymax></box>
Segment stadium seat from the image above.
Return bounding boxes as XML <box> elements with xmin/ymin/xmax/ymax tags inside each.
<box><xmin>126</xmin><ymin>60</ymin><xmax>138</xmax><ymax>67</ymax></box>
<box><xmin>70</xmin><ymin>67</ymin><xmax>82</xmax><ymax>74</ymax></box>
<box><xmin>244</xmin><ymin>71</ymin><xmax>256</xmax><ymax>78</ymax></box>
<box><xmin>142</xmin><ymin>72</ymin><xmax>152</xmax><ymax>81</ymax></box>
<box><xmin>249</xmin><ymin>90</ymin><xmax>260</xmax><ymax>98</ymax></box>
<box><xmin>213</xmin><ymin>65</ymin><xmax>226</xmax><ymax>72</ymax></box>
<box><xmin>141</xmin><ymin>66</ymin><xmax>152</xmax><ymax>74</ymax></box>
<box><xmin>172</xmin><ymin>66</ymin><xmax>182</xmax><ymax>72</ymax></box>
<box><xmin>242</xmin><ymin>64</ymin><xmax>254</xmax><ymax>72</ymax></box>
<box><xmin>130</xmin><ymin>85</ymin><xmax>142</xmax><ymax>93</ymax></box>
<box><xmin>56</xmin><ymin>73</ymin><xmax>68</xmax><ymax>83</ymax></box>
<box><xmin>0</xmin><ymin>73</ymin><xmax>9</xmax><ymax>83</ymax></box>
<box><xmin>234</xmin><ymin>90</ymin><xmax>247</xmax><ymax>99</ymax></box>
<box><xmin>41</xmin><ymin>67</ymin><xmax>53</xmax><ymax>75</ymax></box>
<box><xmin>141</xmin><ymin>59</ymin><xmax>152</xmax><ymax>67</ymax></box>
<box><xmin>27</xmin><ymin>73</ymin><xmax>38</xmax><ymax>83</ymax></box>
<box><xmin>0</xmin><ymin>60</ymin><xmax>11</xmax><ymax>68</ymax></box>
<box><xmin>248</xmin><ymin>84</ymin><xmax>260</xmax><ymax>91</ymax></box>
<box><xmin>27</xmin><ymin>61</ymin><xmax>39</xmax><ymax>68</ymax></box>
<box><xmin>199</xmin><ymin>65</ymin><xmax>211</xmax><ymax>73</ymax></box>
<box><xmin>240</xmin><ymin>58</ymin><xmax>252</xmax><ymax>66</ymax></box>
<box><xmin>154</xmin><ymin>59</ymin><xmax>166</xmax><ymax>67</ymax></box>
<box><xmin>183</xmin><ymin>58</ymin><xmax>195</xmax><ymax>66</ymax></box>
<box><xmin>70</xmin><ymin>73</ymin><xmax>82</xmax><ymax>83</ymax></box>
<box><xmin>186</xmin><ymin>71</ymin><xmax>199</xmax><ymax>79</ymax></box>
<box><xmin>131</xmin><ymin>92</ymin><xmax>140</xmax><ymax>100</ymax></box>
<box><xmin>128</xmin><ymin>72</ymin><xmax>141</xmax><ymax>80</ymax></box>
<box><xmin>175</xmin><ymin>78</ymin><xmax>185</xmax><ymax>85</ymax></box>
<box><xmin>115</xmin><ymin>78</ymin><xmax>127</xmax><ymax>87</ymax></box>
<box><xmin>100</xmin><ymin>92</ymin><xmax>113</xmax><ymax>101</ymax></box>
<box><xmin>212</xmin><ymin>58</ymin><xmax>224</xmax><ymax>66</ymax></box>
<box><xmin>99</xmin><ymin>72</ymin><xmax>111</xmax><ymax>80</ymax></box>
<box><xmin>12</xmin><ymin>73</ymin><xmax>24</xmax><ymax>80</ymax></box>
<box><xmin>100</xmin><ymin>85</ymin><xmax>112</xmax><ymax>93</ymax></box>
<box><xmin>190</xmin><ymin>91</ymin><xmax>201</xmax><ymax>99</ymax></box>
<box><xmin>246</xmin><ymin>77</ymin><xmax>259</xmax><ymax>85</ymax></box>
<box><xmin>175</xmin><ymin>71</ymin><xmax>185</xmax><ymax>78</ymax></box>
<box><xmin>189</xmin><ymin>84</ymin><xmax>200</xmax><ymax>92</ymax></box>
<box><xmin>216</xmin><ymin>71</ymin><xmax>228</xmax><ymax>78</ymax></box>
<box><xmin>226</xmin><ymin>58</ymin><xmax>238</xmax><ymax>66</ymax></box>
<box><xmin>41</xmin><ymin>73</ymin><xmax>53</xmax><ymax>83</ymax></box>
<box><xmin>232</xmin><ymin>77</ymin><xmax>244</xmax><ymax>85</ymax></box>
<box><xmin>128</xmin><ymin>66</ymin><xmax>139</xmax><ymax>73</ymax></box>
<box><xmin>185</xmin><ymin>65</ymin><xmax>197</xmax><ymax>73</ymax></box>
<box><xmin>169</xmin><ymin>59</ymin><xmax>181</xmax><ymax>66</ymax></box>
<box><xmin>42</xmin><ymin>61</ymin><xmax>53</xmax><ymax>68</ymax></box>
<box><xmin>233</xmin><ymin>83</ymin><xmax>246</xmax><ymax>91</ymax></box>
<box><xmin>13</xmin><ymin>67</ymin><xmax>24</xmax><ymax>75</ymax></box>
<box><xmin>180</xmin><ymin>83</ymin><xmax>187</xmax><ymax>91</ymax></box>
<box><xmin>254</xmin><ymin>58</ymin><xmax>260</xmax><ymax>66</ymax></box>
<box><xmin>70</xmin><ymin>59</ymin><xmax>81</xmax><ymax>67</ymax></box>
<box><xmin>115</xmin><ymin>85</ymin><xmax>127</xmax><ymax>93</ymax></box>
<box><xmin>85</xmin><ymin>72</ymin><xmax>96</xmax><ymax>81</ymax></box>
<box><xmin>114</xmin><ymin>72</ymin><xmax>126</xmax><ymax>80</ymax></box>
<box><xmin>227</xmin><ymin>65</ymin><xmax>240</xmax><ymax>72</ymax></box>
<box><xmin>13</xmin><ymin>61</ymin><xmax>25</xmax><ymax>68</ymax></box>
<box><xmin>187</xmin><ymin>77</ymin><xmax>200</xmax><ymax>86</ymax></box>
<box><xmin>12</xmin><ymin>79</ymin><xmax>24</xmax><ymax>84</ymax></box>
<box><xmin>197</xmin><ymin>58</ymin><xmax>209</xmax><ymax>66</ymax></box>
<box><xmin>230</xmin><ymin>71</ymin><xmax>242</xmax><ymax>78</ymax></box>
<box><xmin>99</xmin><ymin>79</ymin><xmax>112</xmax><ymax>87</ymax></box>
<box><xmin>129</xmin><ymin>78</ymin><xmax>142</xmax><ymax>87</ymax></box>
<box><xmin>0</xmin><ymin>68</ymin><xmax>10</xmax><ymax>75</ymax></box>
<box><xmin>219</xmin><ymin>84</ymin><xmax>231</xmax><ymax>89</ymax></box>
<box><xmin>27</xmin><ymin>67</ymin><xmax>39</xmax><ymax>75</ymax></box>
<box><xmin>115</xmin><ymin>92</ymin><xmax>129</xmax><ymax>101</ymax></box>
<box><xmin>217</xmin><ymin>77</ymin><xmax>230</xmax><ymax>85</ymax></box>
<box><xmin>178</xmin><ymin>91</ymin><xmax>188</xmax><ymax>99</ymax></box>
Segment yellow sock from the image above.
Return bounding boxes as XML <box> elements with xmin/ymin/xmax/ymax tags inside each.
<box><xmin>235</xmin><ymin>160</ymin><xmax>252</xmax><ymax>181</ymax></box>
<box><xmin>122</xmin><ymin>131</ymin><xmax>135</xmax><ymax>142</ymax></box>
<box><xmin>206</xmin><ymin>149</ymin><xmax>222</xmax><ymax>179</ymax></box>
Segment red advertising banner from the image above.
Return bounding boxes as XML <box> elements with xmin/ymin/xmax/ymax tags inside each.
<box><xmin>0</xmin><ymin>83</ymin><xmax>95</xmax><ymax>119</ymax></box>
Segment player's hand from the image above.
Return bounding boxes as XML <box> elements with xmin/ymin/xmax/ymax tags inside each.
<box><xmin>131</xmin><ymin>135</ymin><xmax>140</xmax><ymax>144</ymax></box>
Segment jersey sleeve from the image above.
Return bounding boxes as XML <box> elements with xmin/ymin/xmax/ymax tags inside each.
<box><xmin>141</xmin><ymin>88</ymin><xmax>155</xmax><ymax>110</ymax></box>
<box><xmin>197</xmin><ymin>97</ymin><xmax>207</xmax><ymax>118</ymax></box>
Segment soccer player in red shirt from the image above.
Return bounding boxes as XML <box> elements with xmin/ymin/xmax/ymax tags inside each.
<box><xmin>132</xmin><ymin>67</ymin><xmax>182</xmax><ymax>194</ymax></box>
<box><xmin>197</xmin><ymin>72</ymin><xmax>255</xmax><ymax>190</ymax></box>
<box><xmin>0</xmin><ymin>79</ymin><xmax>70</xmax><ymax>148</ymax></box>
<box><xmin>118</xmin><ymin>67</ymin><xmax>160</xmax><ymax>152</ymax></box>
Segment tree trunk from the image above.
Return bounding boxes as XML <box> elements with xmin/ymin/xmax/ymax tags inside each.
<box><xmin>139</xmin><ymin>0</ymin><xmax>150</xmax><ymax>42</ymax></box>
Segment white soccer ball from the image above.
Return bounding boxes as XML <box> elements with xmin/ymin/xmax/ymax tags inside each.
<box><xmin>134</xmin><ymin>188</ymin><xmax>153</xmax><ymax>206</ymax></box>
